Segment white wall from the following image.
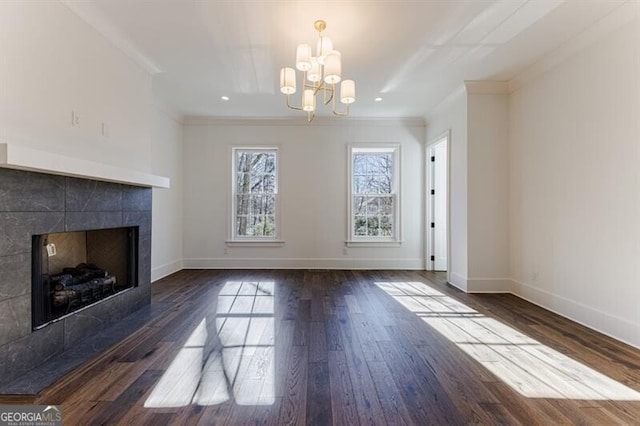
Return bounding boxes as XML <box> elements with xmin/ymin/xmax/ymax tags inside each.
<box><xmin>151</xmin><ymin>108</ymin><xmax>184</xmax><ymax>281</ymax></box>
<box><xmin>467</xmin><ymin>91</ymin><xmax>510</xmax><ymax>292</ymax></box>
<box><xmin>0</xmin><ymin>1</ymin><xmax>184</xmax><ymax>283</ymax></box>
<box><xmin>509</xmin><ymin>11</ymin><xmax>640</xmax><ymax>347</ymax></box>
<box><xmin>425</xmin><ymin>89</ymin><xmax>468</xmax><ymax>290</ymax></box>
<box><xmin>425</xmin><ymin>86</ymin><xmax>510</xmax><ymax>293</ymax></box>
<box><xmin>0</xmin><ymin>1</ymin><xmax>152</xmax><ymax>172</ymax></box>
<box><xmin>182</xmin><ymin>118</ymin><xmax>425</xmax><ymax>269</ymax></box>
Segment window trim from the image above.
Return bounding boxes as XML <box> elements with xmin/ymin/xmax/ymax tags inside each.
<box><xmin>346</xmin><ymin>143</ymin><xmax>401</xmax><ymax>245</ymax></box>
<box><xmin>229</xmin><ymin>146</ymin><xmax>281</xmax><ymax>245</ymax></box>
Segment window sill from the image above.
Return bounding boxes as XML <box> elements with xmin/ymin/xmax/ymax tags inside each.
<box><xmin>225</xmin><ymin>240</ymin><xmax>285</xmax><ymax>247</ymax></box>
<box><xmin>345</xmin><ymin>240</ymin><xmax>403</xmax><ymax>248</ymax></box>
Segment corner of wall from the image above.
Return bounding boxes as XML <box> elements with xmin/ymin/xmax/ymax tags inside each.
<box><xmin>448</xmin><ymin>272</ymin><xmax>468</xmax><ymax>292</ymax></box>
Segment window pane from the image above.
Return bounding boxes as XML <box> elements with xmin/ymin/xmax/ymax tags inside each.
<box><xmin>265</xmin><ymin>196</ymin><xmax>275</xmax><ymax>216</ymax></box>
<box><xmin>380</xmin><ymin>216</ymin><xmax>392</xmax><ymax>236</ymax></box>
<box><xmin>375</xmin><ymin>174</ymin><xmax>392</xmax><ymax>193</ymax></box>
<box><xmin>251</xmin><ymin>195</ymin><xmax>276</xmax><ymax>217</ymax></box>
<box><xmin>252</xmin><ymin>215</ymin><xmax>265</xmax><ymax>236</ymax></box>
<box><xmin>359</xmin><ymin>176</ymin><xmax>376</xmax><ymax>194</ymax></box>
<box><xmin>354</xmin><ymin>216</ymin><xmax>367</xmax><ymax>236</ymax></box>
<box><xmin>368</xmin><ymin>154</ymin><xmax>392</xmax><ymax>175</ymax></box>
<box><xmin>249</xmin><ymin>215</ymin><xmax>276</xmax><ymax>237</ymax></box>
<box><xmin>252</xmin><ymin>153</ymin><xmax>267</xmax><ymax>174</ymax></box>
<box><xmin>367</xmin><ymin>217</ymin><xmax>379</xmax><ymax>236</ymax></box>
<box><xmin>236</xmin><ymin>216</ymin><xmax>248</xmax><ymax>236</ymax></box>
<box><xmin>353</xmin><ymin>154</ymin><xmax>367</xmax><ymax>174</ymax></box>
<box><xmin>265</xmin><ymin>216</ymin><xmax>276</xmax><ymax>236</ymax></box>
<box><xmin>354</xmin><ymin>196</ymin><xmax>366</xmax><ymax>215</ymax></box>
<box><xmin>264</xmin><ymin>153</ymin><xmax>276</xmax><ymax>174</ymax></box>
<box><xmin>251</xmin><ymin>196</ymin><xmax>265</xmax><ymax>215</ymax></box>
<box><xmin>236</xmin><ymin>152</ymin><xmax>251</xmax><ymax>173</ymax></box>
<box><xmin>237</xmin><ymin>173</ymin><xmax>249</xmax><ymax>194</ymax></box>
<box><xmin>380</xmin><ymin>197</ymin><xmax>393</xmax><ymax>215</ymax></box>
<box><xmin>236</xmin><ymin>195</ymin><xmax>250</xmax><ymax>216</ymax></box>
<box><xmin>263</xmin><ymin>175</ymin><xmax>275</xmax><ymax>193</ymax></box>
<box><xmin>366</xmin><ymin>197</ymin><xmax>378</xmax><ymax>215</ymax></box>
<box><xmin>250</xmin><ymin>172</ymin><xmax>264</xmax><ymax>193</ymax></box>
<box><xmin>255</xmin><ymin>216</ymin><xmax>264</xmax><ymax>236</ymax></box>
<box><xmin>354</xmin><ymin>176</ymin><xmax>367</xmax><ymax>193</ymax></box>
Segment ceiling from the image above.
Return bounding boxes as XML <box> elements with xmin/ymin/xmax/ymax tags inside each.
<box><xmin>62</xmin><ymin>0</ymin><xmax>625</xmax><ymax>119</ymax></box>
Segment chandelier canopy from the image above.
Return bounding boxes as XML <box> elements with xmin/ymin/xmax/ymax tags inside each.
<box><xmin>279</xmin><ymin>20</ymin><xmax>355</xmax><ymax>122</ymax></box>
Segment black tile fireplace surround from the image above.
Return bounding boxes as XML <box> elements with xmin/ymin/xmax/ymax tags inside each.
<box><xmin>0</xmin><ymin>167</ymin><xmax>152</xmax><ymax>386</ymax></box>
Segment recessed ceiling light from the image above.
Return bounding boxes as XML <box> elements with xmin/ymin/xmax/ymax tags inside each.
<box><xmin>374</xmin><ymin>97</ymin><xmax>383</xmax><ymax>102</ymax></box>
<box><xmin>221</xmin><ymin>96</ymin><xmax>229</xmax><ymax>101</ymax></box>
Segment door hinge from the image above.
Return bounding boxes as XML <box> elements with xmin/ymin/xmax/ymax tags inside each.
<box><xmin>430</xmin><ymin>255</ymin><xmax>435</xmax><ymax>261</ymax></box>
<box><xmin>430</xmin><ymin>189</ymin><xmax>435</xmax><ymax>195</ymax></box>
<box><xmin>431</xmin><ymin>156</ymin><xmax>435</xmax><ymax>162</ymax></box>
<box><xmin>430</xmin><ymin>222</ymin><xmax>435</xmax><ymax>228</ymax></box>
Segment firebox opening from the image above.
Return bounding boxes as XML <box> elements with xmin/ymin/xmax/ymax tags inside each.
<box><xmin>31</xmin><ymin>227</ymin><xmax>139</xmax><ymax>329</ymax></box>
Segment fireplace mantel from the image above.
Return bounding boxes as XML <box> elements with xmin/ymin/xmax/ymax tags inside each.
<box><xmin>0</xmin><ymin>143</ymin><xmax>170</xmax><ymax>188</ymax></box>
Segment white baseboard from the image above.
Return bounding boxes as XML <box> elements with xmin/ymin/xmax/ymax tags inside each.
<box><xmin>448</xmin><ymin>272</ymin><xmax>467</xmax><ymax>291</ymax></box>
<box><xmin>511</xmin><ymin>279</ymin><xmax>640</xmax><ymax>350</ymax></box>
<box><xmin>466</xmin><ymin>278</ymin><xmax>512</xmax><ymax>293</ymax></box>
<box><xmin>151</xmin><ymin>259</ymin><xmax>183</xmax><ymax>282</ymax></box>
<box><xmin>182</xmin><ymin>257</ymin><xmax>424</xmax><ymax>270</ymax></box>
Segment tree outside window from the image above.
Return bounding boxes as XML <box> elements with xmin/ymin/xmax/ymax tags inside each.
<box><xmin>350</xmin><ymin>146</ymin><xmax>399</xmax><ymax>241</ymax></box>
<box><xmin>233</xmin><ymin>149</ymin><xmax>278</xmax><ymax>238</ymax></box>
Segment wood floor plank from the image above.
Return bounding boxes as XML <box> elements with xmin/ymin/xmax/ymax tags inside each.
<box><xmin>338</xmin><ymin>313</ymin><xmax>387</xmax><ymax>425</ymax></box>
<box><xmin>327</xmin><ymin>350</ymin><xmax>359</xmax><ymax>426</ymax></box>
<box><xmin>309</xmin><ymin>321</ymin><xmax>327</xmax><ymax>363</ymax></box>
<box><xmin>9</xmin><ymin>269</ymin><xmax>640</xmax><ymax>425</ymax></box>
<box><xmin>90</xmin><ymin>369</ymin><xmax>163</xmax><ymax>425</ymax></box>
<box><xmin>277</xmin><ymin>344</ymin><xmax>308</xmax><ymax>425</ymax></box>
<box><xmin>377</xmin><ymin>337</ymin><xmax>466</xmax><ymax>425</ymax></box>
<box><xmin>306</xmin><ymin>362</ymin><xmax>332</xmax><ymax>426</ymax></box>
<box><xmin>366</xmin><ymin>360</ymin><xmax>416</xmax><ymax>425</ymax></box>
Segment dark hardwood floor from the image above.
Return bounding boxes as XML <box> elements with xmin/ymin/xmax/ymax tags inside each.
<box><xmin>5</xmin><ymin>269</ymin><xmax>640</xmax><ymax>425</ymax></box>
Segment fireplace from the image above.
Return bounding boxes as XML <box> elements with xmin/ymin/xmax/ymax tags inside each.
<box><xmin>0</xmin><ymin>167</ymin><xmax>154</xmax><ymax>387</ymax></box>
<box><xmin>32</xmin><ymin>227</ymin><xmax>139</xmax><ymax>329</ymax></box>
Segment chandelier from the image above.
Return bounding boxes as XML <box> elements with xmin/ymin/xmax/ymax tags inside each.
<box><xmin>279</xmin><ymin>20</ymin><xmax>356</xmax><ymax>122</ymax></box>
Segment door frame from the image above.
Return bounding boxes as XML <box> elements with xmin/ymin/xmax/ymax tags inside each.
<box><xmin>426</xmin><ymin>130</ymin><xmax>450</xmax><ymax>281</ymax></box>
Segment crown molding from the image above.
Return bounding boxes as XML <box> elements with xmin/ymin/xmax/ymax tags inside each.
<box><xmin>183</xmin><ymin>116</ymin><xmax>425</xmax><ymax>127</ymax></box>
<box><xmin>509</xmin><ymin>0</ymin><xmax>637</xmax><ymax>93</ymax></box>
<box><xmin>60</xmin><ymin>0</ymin><xmax>162</xmax><ymax>75</ymax></box>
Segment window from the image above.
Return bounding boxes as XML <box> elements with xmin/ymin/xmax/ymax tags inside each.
<box><xmin>232</xmin><ymin>148</ymin><xmax>278</xmax><ymax>240</ymax></box>
<box><xmin>348</xmin><ymin>145</ymin><xmax>400</xmax><ymax>243</ymax></box>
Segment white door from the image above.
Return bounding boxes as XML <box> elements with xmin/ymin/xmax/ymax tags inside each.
<box><xmin>429</xmin><ymin>138</ymin><xmax>448</xmax><ymax>271</ymax></box>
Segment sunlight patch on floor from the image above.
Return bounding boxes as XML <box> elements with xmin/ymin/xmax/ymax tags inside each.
<box><xmin>145</xmin><ymin>281</ymin><xmax>275</xmax><ymax>408</ymax></box>
<box><xmin>375</xmin><ymin>281</ymin><xmax>640</xmax><ymax>401</ymax></box>
<box><xmin>144</xmin><ymin>318</ymin><xmax>208</xmax><ymax>408</ymax></box>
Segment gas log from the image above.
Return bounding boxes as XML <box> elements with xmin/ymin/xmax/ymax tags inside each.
<box><xmin>50</xmin><ymin>264</ymin><xmax>117</xmax><ymax>312</ymax></box>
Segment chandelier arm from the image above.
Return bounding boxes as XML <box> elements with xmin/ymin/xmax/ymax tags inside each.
<box><xmin>285</xmin><ymin>93</ymin><xmax>304</xmax><ymax>111</ymax></box>
<box><xmin>323</xmin><ymin>84</ymin><xmax>334</xmax><ymax>105</ymax></box>
<box><xmin>332</xmin><ymin>104</ymin><xmax>350</xmax><ymax>116</ymax></box>
<box><xmin>331</xmin><ymin>83</ymin><xmax>350</xmax><ymax>116</ymax></box>
<box><xmin>309</xmin><ymin>80</ymin><xmax>326</xmax><ymax>95</ymax></box>
<box><xmin>304</xmin><ymin>82</ymin><xmax>323</xmax><ymax>92</ymax></box>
